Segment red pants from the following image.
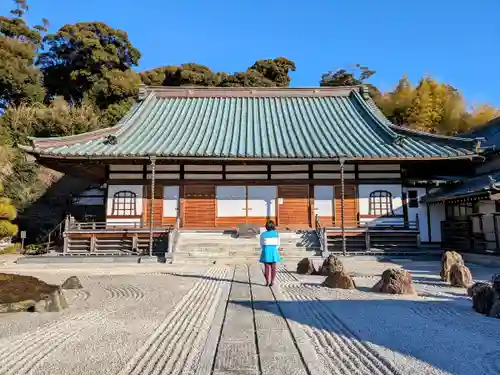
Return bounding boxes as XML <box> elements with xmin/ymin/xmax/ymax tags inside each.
<box><xmin>264</xmin><ymin>262</ymin><xmax>277</xmax><ymax>284</ymax></box>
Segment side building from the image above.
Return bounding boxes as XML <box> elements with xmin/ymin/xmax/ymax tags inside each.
<box><xmin>20</xmin><ymin>86</ymin><xmax>483</xmax><ymax>255</ymax></box>
<box><xmin>423</xmin><ymin>117</ymin><xmax>500</xmax><ymax>255</ymax></box>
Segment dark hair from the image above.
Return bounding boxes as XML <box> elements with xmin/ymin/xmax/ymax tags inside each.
<box><xmin>265</xmin><ymin>220</ymin><xmax>276</xmax><ymax>231</ymax></box>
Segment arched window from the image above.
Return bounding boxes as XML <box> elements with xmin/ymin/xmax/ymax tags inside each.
<box><xmin>369</xmin><ymin>190</ymin><xmax>393</xmax><ymax>216</ymax></box>
<box><xmin>112</xmin><ymin>191</ymin><xmax>137</xmax><ymax>216</ymax></box>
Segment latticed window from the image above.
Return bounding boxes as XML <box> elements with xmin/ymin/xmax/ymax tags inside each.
<box><xmin>369</xmin><ymin>190</ymin><xmax>393</xmax><ymax>216</ymax></box>
<box><xmin>112</xmin><ymin>191</ymin><xmax>137</xmax><ymax>216</ymax></box>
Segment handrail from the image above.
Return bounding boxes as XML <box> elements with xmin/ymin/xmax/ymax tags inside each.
<box><xmin>315</xmin><ymin>214</ymin><xmax>327</xmax><ymax>255</ymax></box>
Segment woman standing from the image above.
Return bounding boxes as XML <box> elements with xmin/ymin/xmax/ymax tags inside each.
<box><xmin>259</xmin><ymin>220</ymin><xmax>281</xmax><ymax>287</ymax></box>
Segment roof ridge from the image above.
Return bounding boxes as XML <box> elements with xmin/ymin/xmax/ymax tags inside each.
<box><xmin>140</xmin><ymin>85</ymin><xmax>361</xmax><ymax>98</ymax></box>
<box><xmin>350</xmin><ymin>90</ymin><xmax>398</xmax><ymax>140</ymax></box>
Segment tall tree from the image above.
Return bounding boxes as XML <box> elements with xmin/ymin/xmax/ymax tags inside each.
<box><xmin>139</xmin><ymin>58</ymin><xmax>296</xmax><ymax>88</ymax></box>
<box><xmin>38</xmin><ymin>22</ymin><xmax>141</xmax><ymax>125</ymax></box>
<box><xmin>248</xmin><ymin>57</ymin><xmax>296</xmax><ymax>87</ymax></box>
<box><xmin>377</xmin><ymin>74</ymin><xmax>415</xmax><ymax>126</ymax></box>
<box><xmin>0</xmin><ymin>0</ymin><xmax>46</xmax><ymax>108</ymax></box>
<box><xmin>320</xmin><ymin>64</ymin><xmax>380</xmax><ymax>98</ymax></box>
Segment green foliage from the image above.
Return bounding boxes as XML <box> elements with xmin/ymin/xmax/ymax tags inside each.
<box><xmin>22</xmin><ymin>243</ymin><xmax>46</xmax><ymax>255</ymax></box>
<box><xmin>139</xmin><ymin>58</ymin><xmax>296</xmax><ymax>88</ymax></box>
<box><xmin>0</xmin><ymin>99</ymin><xmax>101</xmax><ymax>144</ymax></box>
<box><xmin>0</xmin><ymin>4</ymin><xmax>45</xmax><ymax>108</ymax></box>
<box><xmin>320</xmin><ymin>64</ymin><xmax>376</xmax><ymax>87</ymax></box>
<box><xmin>38</xmin><ymin>21</ymin><xmax>141</xmax><ymax>111</ymax></box>
<box><xmin>247</xmin><ymin>57</ymin><xmax>296</xmax><ymax>87</ymax></box>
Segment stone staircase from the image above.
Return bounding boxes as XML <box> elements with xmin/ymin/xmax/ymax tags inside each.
<box><xmin>172</xmin><ymin>230</ymin><xmax>322</xmax><ymax>264</ymax></box>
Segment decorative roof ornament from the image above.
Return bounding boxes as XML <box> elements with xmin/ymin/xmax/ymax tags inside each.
<box><xmin>360</xmin><ymin>85</ymin><xmax>371</xmax><ymax>100</ymax></box>
<box><xmin>103</xmin><ymin>135</ymin><xmax>118</xmax><ymax>145</ymax></box>
<box><xmin>138</xmin><ymin>84</ymin><xmax>148</xmax><ymax>101</ymax></box>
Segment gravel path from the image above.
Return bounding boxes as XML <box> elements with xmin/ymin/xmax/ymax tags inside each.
<box><xmin>0</xmin><ymin>258</ymin><xmax>499</xmax><ymax>374</ymax></box>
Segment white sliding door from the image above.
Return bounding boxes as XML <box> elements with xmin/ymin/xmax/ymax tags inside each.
<box><xmin>314</xmin><ymin>186</ymin><xmax>334</xmax><ymax>217</ymax></box>
<box><xmin>216</xmin><ymin>186</ymin><xmax>246</xmax><ymax>217</ymax></box>
<box><xmin>247</xmin><ymin>186</ymin><xmax>277</xmax><ymax>217</ymax></box>
<box><xmin>163</xmin><ymin>186</ymin><xmax>179</xmax><ymax>217</ymax></box>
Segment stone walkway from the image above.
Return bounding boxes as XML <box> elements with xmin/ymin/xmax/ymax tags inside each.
<box><xmin>0</xmin><ymin>260</ymin><xmax>499</xmax><ymax>375</ymax></box>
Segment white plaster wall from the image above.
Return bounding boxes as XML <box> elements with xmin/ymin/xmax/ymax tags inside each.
<box><xmin>403</xmin><ymin>187</ymin><xmax>429</xmax><ymax>242</ymax></box>
<box><xmin>106</xmin><ymin>184</ymin><xmax>144</xmax><ymax>218</ymax></box>
<box><xmin>429</xmin><ymin>203</ymin><xmax>446</xmax><ymax>242</ymax></box>
<box><xmin>358</xmin><ymin>184</ymin><xmax>403</xmax><ymax>226</ymax></box>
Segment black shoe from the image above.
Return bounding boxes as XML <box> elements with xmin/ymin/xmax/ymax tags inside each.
<box><xmin>265</xmin><ymin>281</ymin><xmax>269</xmax><ymax>287</ymax></box>
<box><xmin>269</xmin><ymin>283</ymin><xmax>274</xmax><ymax>287</ymax></box>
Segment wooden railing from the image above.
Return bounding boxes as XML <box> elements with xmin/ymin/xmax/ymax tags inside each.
<box><xmin>315</xmin><ymin>214</ymin><xmax>327</xmax><ymax>254</ymax></box>
<box><xmin>442</xmin><ymin>214</ymin><xmax>500</xmax><ymax>255</ymax></box>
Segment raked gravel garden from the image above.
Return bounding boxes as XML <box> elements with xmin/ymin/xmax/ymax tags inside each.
<box><xmin>0</xmin><ymin>256</ymin><xmax>499</xmax><ymax>375</ymax></box>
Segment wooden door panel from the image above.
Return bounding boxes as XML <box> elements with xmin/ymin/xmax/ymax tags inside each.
<box><xmin>144</xmin><ymin>184</ymin><xmax>163</xmax><ymax>227</ymax></box>
<box><xmin>334</xmin><ymin>185</ymin><xmax>358</xmax><ymax>228</ymax></box>
<box><xmin>184</xmin><ymin>185</ymin><xmax>216</xmax><ymax>227</ymax></box>
<box><xmin>279</xmin><ymin>185</ymin><xmax>310</xmax><ymax>226</ymax></box>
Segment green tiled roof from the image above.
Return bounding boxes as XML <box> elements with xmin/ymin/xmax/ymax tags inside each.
<box><xmin>23</xmin><ymin>86</ymin><xmax>480</xmax><ymax>160</ymax></box>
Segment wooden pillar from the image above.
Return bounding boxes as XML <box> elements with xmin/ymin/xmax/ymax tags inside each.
<box><xmin>148</xmin><ymin>157</ymin><xmax>156</xmax><ymax>257</ymax></box>
<box><xmin>493</xmin><ymin>213</ymin><xmax>500</xmax><ymax>253</ymax></box>
<box><xmin>340</xmin><ymin>158</ymin><xmax>346</xmax><ymax>256</ymax></box>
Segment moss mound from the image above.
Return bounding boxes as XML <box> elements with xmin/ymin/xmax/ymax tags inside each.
<box><xmin>0</xmin><ymin>273</ymin><xmax>59</xmax><ymax>304</ymax></box>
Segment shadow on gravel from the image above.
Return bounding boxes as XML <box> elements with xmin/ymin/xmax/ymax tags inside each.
<box><xmin>233</xmin><ymin>297</ymin><xmax>500</xmax><ymax>375</ymax></box>
<box><xmin>166</xmin><ymin>272</ymin><xmax>266</xmax><ymax>286</ymax></box>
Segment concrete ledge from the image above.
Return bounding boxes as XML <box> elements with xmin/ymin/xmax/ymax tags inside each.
<box><xmin>15</xmin><ymin>255</ymin><xmax>172</xmax><ymax>264</ymax></box>
<box><xmin>462</xmin><ymin>253</ymin><xmax>500</xmax><ymax>268</ymax></box>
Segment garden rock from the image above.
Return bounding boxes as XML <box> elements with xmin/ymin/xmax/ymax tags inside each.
<box><xmin>372</xmin><ymin>268</ymin><xmax>415</xmax><ymax>295</ymax></box>
<box><xmin>440</xmin><ymin>251</ymin><xmax>464</xmax><ymax>282</ymax></box>
<box><xmin>467</xmin><ymin>282</ymin><xmax>490</xmax><ymax>297</ymax></box>
<box><xmin>0</xmin><ymin>300</ymin><xmax>36</xmax><ymax>313</ymax></box>
<box><xmin>61</xmin><ymin>276</ymin><xmax>83</xmax><ymax>290</ymax></box>
<box><xmin>44</xmin><ymin>289</ymin><xmax>68</xmax><ymax>312</ymax></box>
<box><xmin>489</xmin><ymin>300</ymin><xmax>500</xmax><ymax>318</ymax></box>
<box><xmin>296</xmin><ymin>258</ymin><xmax>316</xmax><ymax>275</ymax></box>
<box><xmin>492</xmin><ymin>273</ymin><xmax>500</xmax><ymax>296</ymax></box>
<box><xmin>319</xmin><ymin>255</ymin><xmax>344</xmax><ymax>276</ymax></box>
<box><xmin>472</xmin><ymin>284</ymin><xmax>495</xmax><ymax>315</ymax></box>
<box><xmin>449</xmin><ymin>264</ymin><xmax>473</xmax><ymax>288</ymax></box>
<box><xmin>322</xmin><ymin>271</ymin><xmax>356</xmax><ymax>289</ymax></box>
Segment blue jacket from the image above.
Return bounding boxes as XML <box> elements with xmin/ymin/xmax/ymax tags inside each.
<box><xmin>259</xmin><ymin>230</ymin><xmax>281</xmax><ymax>263</ymax></box>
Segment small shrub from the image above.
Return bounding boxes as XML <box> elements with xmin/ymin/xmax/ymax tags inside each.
<box><xmin>22</xmin><ymin>244</ymin><xmax>47</xmax><ymax>256</ymax></box>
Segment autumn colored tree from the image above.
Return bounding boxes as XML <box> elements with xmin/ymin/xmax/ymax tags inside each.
<box><xmin>0</xmin><ymin>183</ymin><xmax>18</xmax><ymax>241</ymax></box>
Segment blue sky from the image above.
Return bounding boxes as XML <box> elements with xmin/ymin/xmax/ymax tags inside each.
<box><xmin>2</xmin><ymin>0</ymin><xmax>499</xmax><ymax>106</ymax></box>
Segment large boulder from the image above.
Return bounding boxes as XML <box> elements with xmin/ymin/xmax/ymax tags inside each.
<box><xmin>440</xmin><ymin>251</ymin><xmax>464</xmax><ymax>282</ymax></box>
<box><xmin>61</xmin><ymin>276</ymin><xmax>83</xmax><ymax>290</ymax></box>
<box><xmin>489</xmin><ymin>300</ymin><xmax>500</xmax><ymax>319</ymax></box>
<box><xmin>472</xmin><ymin>284</ymin><xmax>496</xmax><ymax>315</ymax></box>
<box><xmin>449</xmin><ymin>264</ymin><xmax>473</xmax><ymax>288</ymax></box>
<box><xmin>492</xmin><ymin>273</ymin><xmax>500</xmax><ymax>296</ymax></box>
<box><xmin>467</xmin><ymin>282</ymin><xmax>490</xmax><ymax>298</ymax></box>
<box><xmin>372</xmin><ymin>269</ymin><xmax>415</xmax><ymax>295</ymax></box>
<box><xmin>319</xmin><ymin>255</ymin><xmax>344</xmax><ymax>276</ymax></box>
<box><xmin>322</xmin><ymin>271</ymin><xmax>356</xmax><ymax>289</ymax></box>
<box><xmin>296</xmin><ymin>258</ymin><xmax>316</xmax><ymax>275</ymax></box>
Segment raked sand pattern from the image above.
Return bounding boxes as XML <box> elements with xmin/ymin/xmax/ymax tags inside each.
<box><xmin>0</xmin><ymin>259</ymin><xmax>499</xmax><ymax>375</ymax></box>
